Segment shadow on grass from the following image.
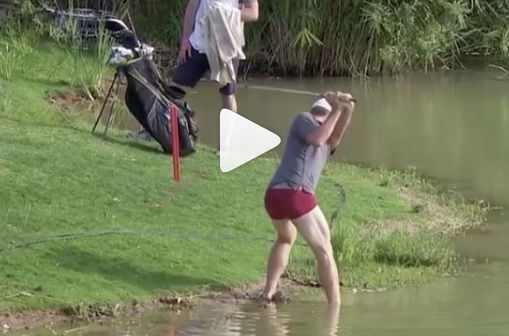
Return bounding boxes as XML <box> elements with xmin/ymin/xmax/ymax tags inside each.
<box><xmin>48</xmin><ymin>246</ymin><xmax>219</xmax><ymax>292</ymax></box>
<box><xmin>19</xmin><ymin>75</ymin><xmax>72</xmax><ymax>88</ymax></box>
<box><xmin>0</xmin><ymin>114</ymin><xmax>164</xmax><ymax>155</ymax></box>
<box><xmin>92</xmin><ymin>133</ymin><xmax>165</xmax><ymax>155</ymax></box>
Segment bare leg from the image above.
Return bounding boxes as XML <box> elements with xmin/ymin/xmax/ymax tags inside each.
<box><xmin>324</xmin><ymin>302</ymin><xmax>340</xmax><ymax>336</ymax></box>
<box><xmin>292</xmin><ymin>206</ymin><xmax>340</xmax><ymax>304</ymax></box>
<box><xmin>221</xmin><ymin>93</ymin><xmax>238</xmax><ymax>112</ymax></box>
<box><xmin>262</xmin><ymin>218</ymin><xmax>297</xmax><ymax>301</ymax></box>
<box><xmin>218</xmin><ymin>93</ymin><xmax>238</xmax><ymax>154</ymax></box>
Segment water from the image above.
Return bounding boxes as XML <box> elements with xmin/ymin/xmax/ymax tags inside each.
<box><xmin>192</xmin><ymin>70</ymin><xmax>509</xmax><ymax>201</ymax></box>
<box><xmin>28</xmin><ymin>69</ymin><xmax>509</xmax><ymax>335</ymax></box>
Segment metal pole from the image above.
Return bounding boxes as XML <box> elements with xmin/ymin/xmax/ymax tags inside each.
<box><xmin>170</xmin><ymin>104</ymin><xmax>180</xmax><ymax>182</ymax></box>
<box><xmin>92</xmin><ymin>71</ymin><xmax>118</xmax><ymax>133</ymax></box>
<box><xmin>103</xmin><ymin>77</ymin><xmax>121</xmax><ymax>135</ymax></box>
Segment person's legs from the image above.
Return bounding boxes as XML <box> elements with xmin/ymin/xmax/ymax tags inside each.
<box><xmin>219</xmin><ymin>59</ymin><xmax>240</xmax><ymax>112</ymax></box>
<box><xmin>218</xmin><ymin>59</ymin><xmax>240</xmax><ymax>152</ymax></box>
<box><xmin>170</xmin><ymin>47</ymin><xmax>209</xmax><ymax>96</ymax></box>
<box><xmin>262</xmin><ymin>218</ymin><xmax>297</xmax><ymax>301</ymax></box>
<box><xmin>220</xmin><ymin>91</ymin><xmax>238</xmax><ymax>112</ymax></box>
<box><xmin>217</xmin><ymin>85</ymin><xmax>238</xmax><ymax>154</ymax></box>
<box><xmin>292</xmin><ymin>206</ymin><xmax>340</xmax><ymax>304</ymax></box>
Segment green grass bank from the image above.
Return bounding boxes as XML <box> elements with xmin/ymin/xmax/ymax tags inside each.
<box><xmin>0</xmin><ymin>37</ymin><xmax>487</xmax><ymax>316</ymax></box>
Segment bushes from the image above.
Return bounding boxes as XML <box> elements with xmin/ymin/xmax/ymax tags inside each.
<box><xmin>29</xmin><ymin>0</ymin><xmax>509</xmax><ymax>76</ymax></box>
<box><xmin>251</xmin><ymin>0</ymin><xmax>509</xmax><ymax>76</ymax></box>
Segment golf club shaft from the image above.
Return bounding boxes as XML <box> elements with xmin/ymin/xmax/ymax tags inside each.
<box><xmin>244</xmin><ymin>85</ymin><xmax>357</xmax><ymax>102</ymax></box>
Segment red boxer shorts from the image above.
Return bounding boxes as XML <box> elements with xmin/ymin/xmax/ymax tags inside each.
<box><xmin>264</xmin><ymin>187</ymin><xmax>317</xmax><ymax>220</ymax></box>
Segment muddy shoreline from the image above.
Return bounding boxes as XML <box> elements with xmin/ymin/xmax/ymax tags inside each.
<box><xmin>0</xmin><ymin>279</ymin><xmax>306</xmax><ymax>332</ymax></box>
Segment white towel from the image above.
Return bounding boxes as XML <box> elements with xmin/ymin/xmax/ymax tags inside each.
<box><xmin>198</xmin><ymin>0</ymin><xmax>246</xmax><ymax>86</ymax></box>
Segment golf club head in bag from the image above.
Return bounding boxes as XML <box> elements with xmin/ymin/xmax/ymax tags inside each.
<box><xmin>104</xmin><ymin>20</ymin><xmax>199</xmax><ymax>157</ymax></box>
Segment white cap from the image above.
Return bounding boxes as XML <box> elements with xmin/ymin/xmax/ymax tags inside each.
<box><xmin>311</xmin><ymin>98</ymin><xmax>332</xmax><ymax>113</ymax></box>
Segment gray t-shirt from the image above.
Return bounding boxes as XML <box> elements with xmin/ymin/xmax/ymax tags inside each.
<box><xmin>268</xmin><ymin>112</ymin><xmax>331</xmax><ymax>193</ymax></box>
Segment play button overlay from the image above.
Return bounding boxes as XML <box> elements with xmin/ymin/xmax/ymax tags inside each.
<box><xmin>220</xmin><ymin>109</ymin><xmax>281</xmax><ymax>173</ymax></box>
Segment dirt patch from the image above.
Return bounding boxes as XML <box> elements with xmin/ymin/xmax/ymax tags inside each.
<box><xmin>367</xmin><ymin>218</ymin><xmax>421</xmax><ymax>238</ymax></box>
<box><xmin>367</xmin><ymin>187</ymin><xmax>488</xmax><ymax>238</ymax></box>
<box><xmin>0</xmin><ymin>279</ymin><xmax>302</xmax><ymax>332</ymax></box>
<box><xmin>1</xmin><ymin>310</ymin><xmax>65</xmax><ymax>334</ymax></box>
<box><xmin>202</xmin><ymin>279</ymin><xmax>298</xmax><ymax>304</ymax></box>
<box><xmin>45</xmin><ymin>79</ymin><xmax>121</xmax><ymax>113</ymax></box>
<box><xmin>47</xmin><ymin>90</ymin><xmax>91</xmax><ymax>109</ymax></box>
<box><xmin>45</xmin><ymin>90</ymin><xmax>96</xmax><ymax>125</ymax></box>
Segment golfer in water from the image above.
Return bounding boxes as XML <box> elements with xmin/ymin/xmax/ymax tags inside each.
<box><xmin>262</xmin><ymin>91</ymin><xmax>355</xmax><ymax>304</ymax></box>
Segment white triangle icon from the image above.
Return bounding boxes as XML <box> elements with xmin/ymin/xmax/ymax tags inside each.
<box><xmin>220</xmin><ymin>109</ymin><xmax>281</xmax><ymax>173</ymax></box>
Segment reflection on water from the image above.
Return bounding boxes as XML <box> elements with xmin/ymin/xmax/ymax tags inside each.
<box><xmin>17</xmin><ymin>303</ymin><xmax>340</xmax><ymax>336</ymax></box>
<box><xmin>44</xmin><ymin>69</ymin><xmax>509</xmax><ymax>336</ymax></box>
<box><xmin>163</xmin><ymin>302</ymin><xmax>339</xmax><ymax>336</ymax></box>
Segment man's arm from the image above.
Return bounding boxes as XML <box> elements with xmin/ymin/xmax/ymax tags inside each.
<box><xmin>304</xmin><ymin>92</ymin><xmax>342</xmax><ymax>146</ymax></box>
<box><xmin>306</xmin><ymin>109</ymin><xmax>341</xmax><ymax>146</ymax></box>
<box><xmin>241</xmin><ymin>0</ymin><xmax>259</xmax><ymax>22</ymax></box>
<box><xmin>327</xmin><ymin>99</ymin><xmax>355</xmax><ymax>149</ymax></box>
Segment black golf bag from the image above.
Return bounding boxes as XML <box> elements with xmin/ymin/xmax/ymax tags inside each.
<box><xmin>106</xmin><ymin>22</ymin><xmax>199</xmax><ymax>156</ymax></box>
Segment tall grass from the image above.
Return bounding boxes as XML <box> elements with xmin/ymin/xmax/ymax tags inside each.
<box><xmin>0</xmin><ymin>31</ymin><xmax>34</xmax><ymax>80</ymax></box>
<box><xmin>249</xmin><ymin>0</ymin><xmax>473</xmax><ymax>76</ymax></box>
<box><xmin>19</xmin><ymin>0</ymin><xmax>509</xmax><ymax>76</ymax></box>
<box><xmin>68</xmin><ymin>21</ymin><xmax>114</xmax><ymax>100</ymax></box>
<box><xmin>50</xmin><ymin>0</ymin><xmax>508</xmax><ymax>76</ymax></box>
<box><xmin>1</xmin><ymin>0</ymin><xmax>114</xmax><ymax>99</ymax></box>
<box><xmin>0</xmin><ymin>1</ymin><xmax>35</xmax><ymax>80</ymax></box>
<box><xmin>0</xmin><ymin>39</ymin><xmax>16</xmax><ymax>80</ymax></box>
<box><xmin>331</xmin><ymin>226</ymin><xmax>457</xmax><ymax>271</ymax></box>
<box><xmin>374</xmin><ymin>231</ymin><xmax>456</xmax><ymax>268</ymax></box>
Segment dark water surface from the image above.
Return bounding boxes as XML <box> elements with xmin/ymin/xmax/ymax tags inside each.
<box><xmin>23</xmin><ymin>69</ymin><xmax>509</xmax><ymax>335</ymax></box>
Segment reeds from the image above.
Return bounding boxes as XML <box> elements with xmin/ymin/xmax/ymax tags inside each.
<box><xmin>15</xmin><ymin>0</ymin><xmax>509</xmax><ymax>76</ymax></box>
<box><xmin>1</xmin><ymin>0</ymin><xmax>114</xmax><ymax>99</ymax></box>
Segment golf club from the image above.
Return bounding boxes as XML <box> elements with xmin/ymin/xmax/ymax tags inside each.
<box><xmin>243</xmin><ymin>84</ymin><xmax>357</xmax><ymax>103</ymax></box>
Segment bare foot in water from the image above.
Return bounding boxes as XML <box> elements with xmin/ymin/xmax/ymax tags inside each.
<box><xmin>259</xmin><ymin>291</ymin><xmax>285</xmax><ymax>307</ymax></box>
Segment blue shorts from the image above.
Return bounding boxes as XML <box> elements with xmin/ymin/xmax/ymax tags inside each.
<box><xmin>172</xmin><ymin>47</ymin><xmax>239</xmax><ymax>96</ymax></box>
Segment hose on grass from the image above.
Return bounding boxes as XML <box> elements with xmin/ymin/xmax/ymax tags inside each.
<box><xmin>330</xmin><ymin>183</ymin><xmax>347</xmax><ymax>231</ymax></box>
<box><xmin>0</xmin><ymin>230</ymin><xmax>271</xmax><ymax>253</ymax></box>
<box><xmin>0</xmin><ymin>185</ymin><xmax>347</xmax><ymax>253</ymax></box>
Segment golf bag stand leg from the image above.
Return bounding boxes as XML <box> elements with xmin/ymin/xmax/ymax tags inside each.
<box><xmin>92</xmin><ymin>70</ymin><xmax>120</xmax><ymax>134</ymax></box>
<box><xmin>103</xmin><ymin>78</ymin><xmax>122</xmax><ymax>136</ymax></box>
